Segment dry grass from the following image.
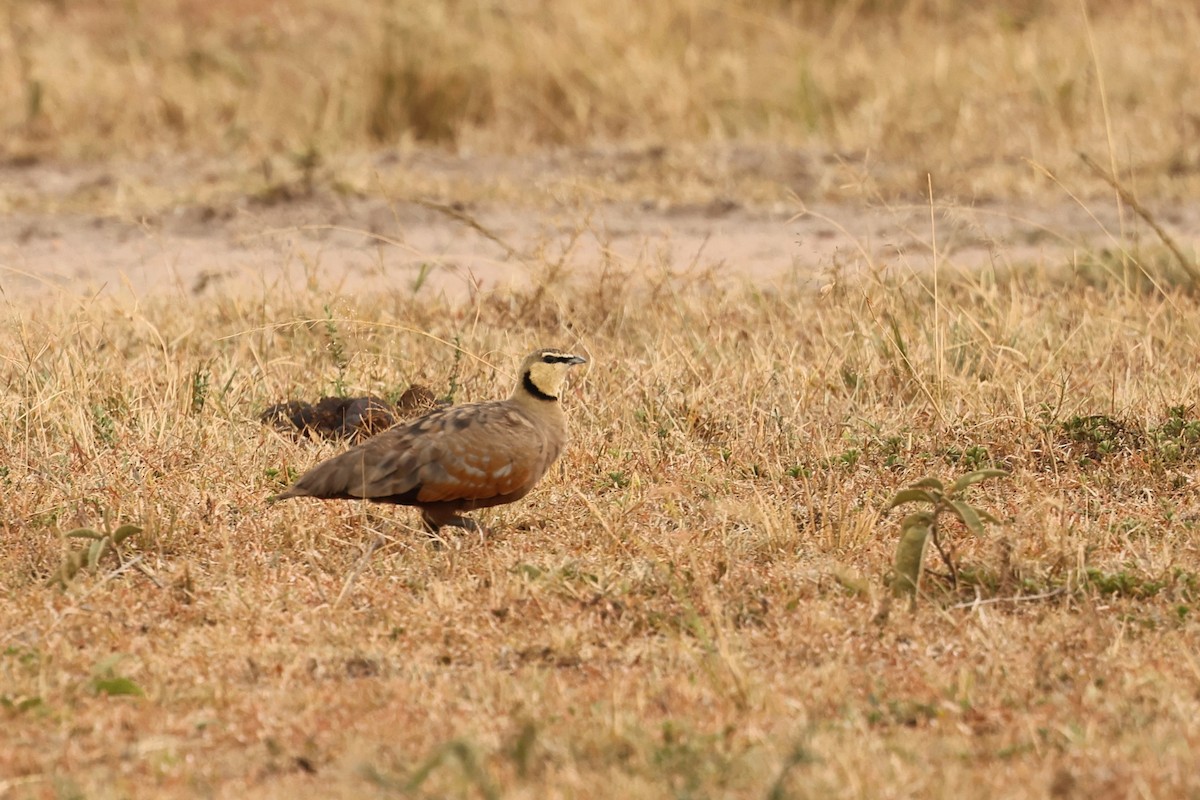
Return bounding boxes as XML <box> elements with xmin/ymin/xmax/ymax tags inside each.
<box><xmin>3</xmin><ymin>0</ymin><xmax>1199</xmax><ymax>201</ymax></box>
<box><xmin>3</xmin><ymin>245</ymin><xmax>1200</xmax><ymax>797</ymax></box>
<box><xmin>3</xmin><ymin>1</ymin><xmax>1200</xmax><ymax>796</ymax></box>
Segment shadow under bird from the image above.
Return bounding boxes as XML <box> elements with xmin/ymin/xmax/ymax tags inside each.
<box><xmin>272</xmin><ymin>348</ymin><xmax>587</xmax><ymax>534</ymax></box>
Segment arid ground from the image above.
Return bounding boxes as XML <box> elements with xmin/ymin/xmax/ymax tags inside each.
<box><xmin>2</xmin><ymin>2</ymin><xmax>1200</xmax><ymax>798</ymax></box>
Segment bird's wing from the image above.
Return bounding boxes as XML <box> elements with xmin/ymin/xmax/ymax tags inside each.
<box><xmin>287</xmin><ymin>401</ymin><xmax>552</xmax><ymax>503</ymax></box>
<box><xmin>410</xmin><ymin>402</ymin><xmax>551</xmax><ymax>502</ymax></box>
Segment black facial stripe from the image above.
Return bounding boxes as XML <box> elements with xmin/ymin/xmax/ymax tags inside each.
<box><xmin>523</xmin><ymin>371</ymin><xmax>557</xmax><ymax>401</ymax></box>
<box><xmin>540</xmin><ymin>353</ymin><xmax>577</xmax><ymax>364</ymax></box>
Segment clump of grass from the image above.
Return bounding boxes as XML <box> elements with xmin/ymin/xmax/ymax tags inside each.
<box><xmin>1150</xmin><ymin>406</ymin><xmax>1200</xmax><ymax>463</ymax></box>
<box><xmin>1051</xmin><ymin>406</ymin><xmax>1200</xmax><ymax>466</ymax></box>
<box><xmin>1059</xmin><ymin>413</ymin><xmax>1142</xmax><ymax>462</ymax></box>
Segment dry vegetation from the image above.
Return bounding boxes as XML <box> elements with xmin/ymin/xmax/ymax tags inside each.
<box><xmin>3</xmin><ymin>0</ymin><xmax>1200</xmax><ymax>798</ymax></box>
<box><xmin>2</xmin><ymin>0</ymin><xmax>1199</xmax><ymax>204</ymax></box>
<box><xmin>3</xmin><ymin>252</ymin><xmax>1200</xmax><ymax>797</ymax></box>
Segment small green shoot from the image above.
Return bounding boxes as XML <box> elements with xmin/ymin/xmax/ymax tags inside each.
<box><xmin>290</xmin><ymin>142</ymin><xmax>322</xmax><ymax>196</ymax></box>
<box><xmin>89</xmin><ymin>654</ymin><xmax>145</xmax><ymax>698</ymax></box>
<box><xmin>264</xmin><ymin>466</ymin><xmax>299</xmax><ymax>485</ymax></box>
<box><xmin>362</xmin><ymin>739</ymin><xmax>499</xmax><ymax>800</ymax></box>
<box><xmin>0</xmin><ymin>694</ymin><xmax>44</xmax><ymax>714</ymax></box>
<box><xmin>411</xmin><ymin>262</ymin><xmax>434</xmax><ymax>294</ymax></box>
<box><xmin>323</xmin><ymin>304</ymin><xmax>350</xmax><ymax>397</ymax></box>
<box><xmin>441</xmin><ymin>335</ymin><xmax>463</xmax><ymax>404</ymax></box>
<box><xmin>91</xmin><ymin>403</ymin><xmax>116</xmax><ymax>444</ymax></box>
<box><xmin>190</xmin><ymin>361</ymin><xmax>211</xmax><ymax>414</ymax></box>
<box><xmin>48</xmin><ymin>522</ymin><xmax>144</xmax><ymax>588</ymax></box>
<box><xmin>607</xmin><ymin>471</ymin><xmax>631</xmax><ymax>489</ymax></box>
<box><xmin>886</xmin><ymin>469</ymin><xmax>1008</xmax><ymax>602</ymax></box>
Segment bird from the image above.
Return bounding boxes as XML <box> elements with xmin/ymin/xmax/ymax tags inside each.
<box><xmin>271</xmin><ymin>348</ymin><xmax>587</xmax><ymax>535</ymax></box>
<box><xmin>259</xmin><ymin>385</ymin><xmax>441</xmax><ymax>441</ymax></box>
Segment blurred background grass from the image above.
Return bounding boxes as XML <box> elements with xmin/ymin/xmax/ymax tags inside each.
<box><xmin>3</xmin><ymin>0</ymin><xmax>1197</xmax><ymax>198</ymax></box>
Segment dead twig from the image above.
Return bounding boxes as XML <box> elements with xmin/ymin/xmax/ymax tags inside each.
<box><xmin>950</xmin><ymin>588</ymin><xmax>1067</xmax><ymax>610</ymax></box>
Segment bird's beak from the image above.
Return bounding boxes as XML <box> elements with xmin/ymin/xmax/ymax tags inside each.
<box><xmin>568</xmin><ymin>355</ymin><xmax>588</xmax><ymax>365</ymax></box>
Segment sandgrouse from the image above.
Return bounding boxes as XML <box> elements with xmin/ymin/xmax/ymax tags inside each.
<box><xmin>272</xmin><ymin>348</ymin><xmax>587</xmax><ymax>534</ymax></box>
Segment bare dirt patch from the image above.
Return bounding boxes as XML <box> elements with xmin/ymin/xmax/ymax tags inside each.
<box><xmin>4</xmin><ymin>153</ymin><xmax>1198</xmax><ymax>303</ymax></box>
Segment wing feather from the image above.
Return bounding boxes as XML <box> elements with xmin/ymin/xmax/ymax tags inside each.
<box><xmin>286</xmin><ymin>400</ymin><xmax>557</xmax><ymax>504</ymax></box>
<box><xmin>412</xmin><ymin>405</ymin><xmax>548</xmax><ymax>502</ymax></box>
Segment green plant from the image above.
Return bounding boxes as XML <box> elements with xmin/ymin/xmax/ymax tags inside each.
<box><xmin>88</xmin><ymin>654</ymin><xmax>145</xmax><ymax>697</ymax></box>
<box><xmin>290</xmin><ymin>142</ymin><xmax>322</xmax><ymax>196</ymax></box>
<box><xmin>1059</xmin><ymin>414</ymin><xmax>1139</xmax><ymax>462</ymax></box>
<box><xmin>91</xmin><ymin>403</ymin><xmax>117</xmax><ymax>444</ymax></box>
<box><xmin>607</xmin><ymin>471</ymin><xmax>631</xmax><ymax>489</ymax></box>
<box><xmin>441</xmin><ymin>335</ymin><xmax>463</xmax><ymax>404</ymax></box>
<box><xmin>265</xmin><ymin>466</ymin><xmax>300</xmax><ymax>485</ymax></box>
<box><xmin>946</xmin><ymin>444</ymin><xmax>991</xmax><ymax>470</ymax></box>
<box><xmin>411</xmin><ymin>262</ymin><xmax>435</xmax><ymax>294</ymax></box>
<box><xmin>885</xmin><ymin>469</ymin><xmax>1008</xmax><ymax>601</ymax></box>
<box><xmin>1151</xmin><ymin>405</ymin><xmax>1200</xmax><ymax>462</ymax></box>
<box><xmin>48</xmin><ymin>522</ymin><xmax>144</xmax><ymax>588</ymax></box>
<box><xmin>362</xmin><ymin>739</ymin><xmax>499</xmax><ymax>800</ymax></box>
<box><xmin>323</xmin><ymin>304</ymin><xmax>350</xmax><ymax>397</ymax></box>
<box><xmin>190</xmin><ymin>362</ymin><xmax>211</xmax><ymax>414</ymax></box>
<box><xmin>0</xmin><ymin>693</ymin><xmax>43</xmax><ymax>714</ymax></box>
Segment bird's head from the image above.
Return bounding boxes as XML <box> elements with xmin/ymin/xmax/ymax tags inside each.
<box><xmin>517</xmin><ymin>348</ymin><xmax>587</xmax><ymax>401</ymax></box>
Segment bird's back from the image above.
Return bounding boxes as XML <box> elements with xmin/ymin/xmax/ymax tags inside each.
<box><xmin>277</xmin><ymin>397</ymin><xmax>566</xmax><ymax>507</ymax></box>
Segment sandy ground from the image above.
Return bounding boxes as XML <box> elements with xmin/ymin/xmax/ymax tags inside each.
<box><xmin>3</xmin><ymin>154</ymin><xmax>1199</xmax><ymax>302</ymax></box>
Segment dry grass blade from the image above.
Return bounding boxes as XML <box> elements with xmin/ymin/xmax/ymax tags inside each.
<box><xmin>1078</xmin><ymin>152</ymin><xmax>1200</xmax><ymax>282</ymax></box>
<box><xmin>414</xmin><ymin>198</ymin><xmax>523</xmax><ymax>262</ymax></box>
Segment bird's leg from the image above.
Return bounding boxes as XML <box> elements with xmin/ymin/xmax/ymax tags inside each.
<box><xmin>420</xmin><ymin>512</ymin><xmax>448</xmax><ymax>549</ymax></box>
<box><xmin>445</xmin><ymin>515</ymin><xmax>494</xmax><ymax>539</ymax></box>
<box><xmin>421</xmin><ymin>512</ymin><xmax>491</xmax><ymax>545</ymax></box>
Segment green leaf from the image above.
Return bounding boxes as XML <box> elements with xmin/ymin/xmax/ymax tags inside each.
<box><xmin>62</xmin><ymin>552</ymin><xmax>85</xmax><ymax>580</ymax></box>
<box><xmin>88</xmin><ymin>538</ymin><xmax>108</xmax><ymax>569</ymax></box>
<box><xmin>515</xmin><ymin>564</ymin><xmax>543</xmax><ymax>580</ymax></box>
<box><xmin>64</xmin><ymin>528</ymin><xmax>104</xmax><ymax>540</ymax></box>
<box><xmin>111</xmin><ymin>524</ymin><xmax>142</xmax><ymax>545</ymax></box>
<box><xmin>885</xmin><ymin>488</ymin><xmax>938</xmax><ymax>510</ymax></box>
<box><xmin>975</xmin><ymin>507</ymin><xmax>1001</xmax><ymax>524</ymax></box>
<box><xmin>948</xmin><ymin>468</ymin><xmax>1009</xmax><ymax>495</ymax></box>
<box><xmin>92</xmin><ymin>677</ymin><xmax>144</xmax><ymax>697</ymax></box>
<box><xmin>911</xmin><ymin>477</ymin><xmax>944</xmax><ymax>491</ymax></box>
<box><xmin>893</xmin><ymin>512</ymin><xmax>934</xmax><ymax>599</ymax></box>
<box><xmin>0</xmin><ymin>695</ymin><xmax>43</xmax><ymax>713</ymax></box>
<box><xmin>949</xmin><ymin>500</ymin><xmax>987</xmax><ymax>536</ymax></box>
